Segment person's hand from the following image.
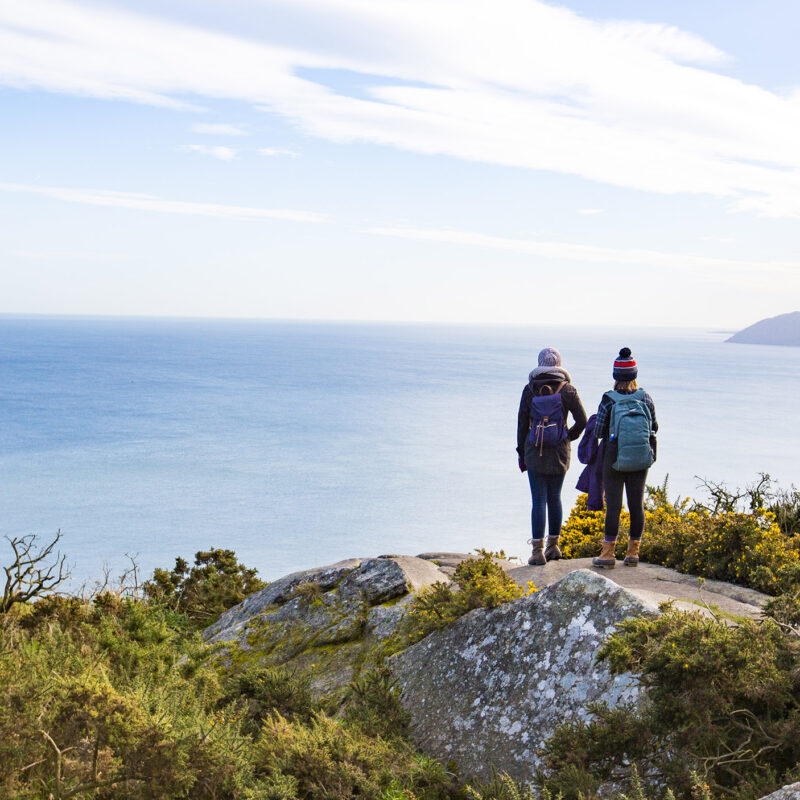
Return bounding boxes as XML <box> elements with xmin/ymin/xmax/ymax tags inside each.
<box><xmin>518</xmin><ymin>458</ymin><xmax>527</xmax><ymax>473</ymax></box>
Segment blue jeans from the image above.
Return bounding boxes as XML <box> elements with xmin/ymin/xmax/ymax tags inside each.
<box><xmin>527</xmin><ymin>471</ymin><xmax>565</xmax><ymax>540</ymax></box>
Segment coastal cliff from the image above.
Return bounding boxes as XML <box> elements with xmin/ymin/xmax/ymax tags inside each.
<box><xmin>201</xmin><ymin>551</ymin><xmax>773</xmax><ymax>788</ymax></box>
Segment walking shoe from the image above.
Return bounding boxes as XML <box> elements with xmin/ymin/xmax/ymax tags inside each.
<box><xmin>544</xmin><ymin>536</ymin><xmax>562</xmax><ymax>561</ymax></box>
<box><xmin>623</xmin><ymin>539</ymin><xmax>641</xmax><ymax>566</ymax></box>
<box><xmin>592</xmin><ymin>540</ymin><xmax>617</xmax><ymax>569</ymax></box>
<box><xmin>527</xmin><ymin>538</ymin><xmax>546</xmax><ymax>566</ymax></box>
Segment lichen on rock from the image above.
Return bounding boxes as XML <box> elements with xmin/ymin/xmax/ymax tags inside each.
<box><xmin>202</xmin><ymin>555</ymin><xmax>450</xmax><ymax>698</ymax></box>
<box><xmin>389</xmin><ymin>569</ymin><xmax>659</xmax><ymax>784</ymax></box>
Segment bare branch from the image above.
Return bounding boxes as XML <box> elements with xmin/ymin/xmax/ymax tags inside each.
<box><xmin>1</xmin><ymin>532</ymin><xmax>69</xmax><ymax>613</ymax></box>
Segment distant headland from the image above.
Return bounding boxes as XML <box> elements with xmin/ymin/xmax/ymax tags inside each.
<box><xmin>727</xmin><ymin>311</ymin><xmax>800</xmax><ymax>346</ymax></box>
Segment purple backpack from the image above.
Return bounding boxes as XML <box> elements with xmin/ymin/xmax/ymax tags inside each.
<box><xmin>527</xmin><ymin>385</ymin><xmax>568</xmax><ymax>453</ymax></box>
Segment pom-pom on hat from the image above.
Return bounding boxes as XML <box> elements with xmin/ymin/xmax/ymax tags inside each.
<box><xmin>538</xmin><ymin>347</ymin><xmax>562</xmax><ymax>367</ymax></box>
<box><xmin>613</xmin><ymin>347</ymin><xmax>638</xmax><ymax>381</ymax></box>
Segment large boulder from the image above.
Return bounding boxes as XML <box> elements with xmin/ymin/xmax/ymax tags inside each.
<box><xmin>759</xmin><ymin>784</ymin><xmax>800</xmax><ymax>800</ymax></box>
<box><xmin>389</xmin><ymin>569</ymin><xmax>658</xmax><ymax>784</ymax></box>
<box><xmin>202</xmin><ymin>555</ymin><xmax>448</xmax><ymax>697</ymax></box>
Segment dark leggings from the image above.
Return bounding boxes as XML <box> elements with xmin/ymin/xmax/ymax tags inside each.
<box><xmin>527</xmin><ymin>471</ymin><xmax>565</xmax><ymax>540</ymax></box>
<box><xmin>603</xmin><ymin>460</ymin><xmax>648</xmax><ymax>542</ymax></box>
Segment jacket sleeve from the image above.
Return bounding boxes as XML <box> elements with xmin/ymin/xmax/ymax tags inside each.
<box><xmin>517</xmin><ymin>386</ymin><xmax>530</xmax><ymax>458</ymax></box>
<box><xmin>565</xmin><ymin>387</ymin><xmax>587</xmax><ymax>442</ymax></box>
<box><xmin>595</xmin><ymin>394</ymin><xmax>612</xmax><ymax>440</ymax></box>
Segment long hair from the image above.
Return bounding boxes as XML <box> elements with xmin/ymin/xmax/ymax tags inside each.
<box><xmin>614</xmin><ymin>379</ymin><xmax>638</xmax><ymax>392</ymax></box>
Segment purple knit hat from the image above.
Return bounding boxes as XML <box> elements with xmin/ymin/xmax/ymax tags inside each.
<box><xmin>538</xmin><ymin>347</ymin><xmax>562</xmax><ymax>367</ymax></box>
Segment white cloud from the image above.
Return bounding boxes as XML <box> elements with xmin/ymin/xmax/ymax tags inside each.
<box><xmin>366</xmin><ymin>225</ymin><xmax>800</xmax><ymax>280</ymax></box>
<box><xmin>179</xmin><ymin>144</ymin><xmax>238</xmax><ymax>160</ymax></box>
<box><xmin>578</xmin><ymin>209</ymin><xmax>603</xmax><ymax>215</ymax></box>
<box><xmin>14</xmin><ymin>249</ymin><xmax>134</xmax><ymax>262</ymax></box>
<box><xmin>192</xmin><ymin>123</ymin><xmax>248</xmax><ymax>136</ymax></box>
<box><xmin>258</xmin><ymin>147</ymin><xmax>300</xmax><ymax>157</ymax></box>
<box><xmin>0</xmin><ymin>182</ymin><xmax>330</xmax><ymax>223</ymax></box>
<box><xmin>2</xmin><ymin>0</ymin><xmax>800</xmax><ymax>217</ymax></box>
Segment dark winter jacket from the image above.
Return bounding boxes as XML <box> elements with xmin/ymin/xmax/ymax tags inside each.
<box><xmin>576</xmin><ymin>414</ymin><xmax>606</xmax><ymax>511</ymax></box>
<box><xmin>517</xmin><ymin>369</ymin><xmax>587</xmax><ymax>475</ymax></box>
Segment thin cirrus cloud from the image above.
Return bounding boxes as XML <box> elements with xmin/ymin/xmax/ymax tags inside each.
<box><xmin>179</xmin><ymin>144</ymin><xmax>238</xmax><ymax>160</ymax></box>
<box><xmin>365</xmin><ymin>225</ymin><xmax>800</xmax><ymax>282</ymax></box>
<box><xmin>191</xmin><ymin>123</ymin><xmax>248</xmax><ymax>136</ymax></box>
<box><xmin>0</xmin><ymin>182</ymin><xmax>330</xmax><ymax>223</ymax></box>
<box><xmin>258</xmin><ymin>148</ymin><xmax>300</xmax><ymax>158</ymax></box>
<box><xmin>2</xmin><ymin>0</ymin><xmax>800</xmax><ymax>217</ymax></box>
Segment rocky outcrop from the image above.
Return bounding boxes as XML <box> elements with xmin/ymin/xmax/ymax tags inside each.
<box><xmin>389</xmin><ymin>569</ymin><xmax>658</xmax><ymax>784</ymax></box>
<box><xmin>201</xmin><ymin>551</ymin><xmax>770</xmax><ymax>784</ymax></box>
<box><xmin>759</xmin><ymin>784</ymin><xmax>800</xmax><ymax>800</ymax></box>
<box><xmin>508</xmin><ymin>558</ymin><xmax>768</xmax><ymax>620</ymax></box>
<box><xmin>202</xmin><ymin>555</ymin><xmax>449</xmax><ymax>696</ymax></box>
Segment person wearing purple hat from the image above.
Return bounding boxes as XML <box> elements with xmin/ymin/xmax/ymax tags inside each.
<box><xmin>517</xmin><ymin>347</ymin><xmax>587</xmax><ymax>565</ymax></box>
<box><xmin>592</xmin><ymin>347</ymin><xmax>658</xmax><ymax>568</ymax></box>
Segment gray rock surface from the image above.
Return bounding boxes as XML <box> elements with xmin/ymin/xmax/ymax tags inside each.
<box><xmin>201</xmin><ymin>550</ymin><xmax>770</xmax><ymax>775</ymax></box>
<box><xmin>759</xmin><ymin>784</ymin><xmax>800</xmax><ymax>800</ymax></box>
<box><xmin>201</xmin><ymin>555</ymin><xmax>449</xmax><ymax>696</ymax></box>
<box><xmin>390</xmin><ymin>569</ymin><xmax>658</xmax><ymax>783</ymax></box>
<box><xmin>415</xmin><ymin>552</ymin><xmax>768</xmax><ymax>620</ymax></box>
<box><xmin>508</xmin><ymin>558</ymin><xmax>768</xmax><ymax>620</ymax></box>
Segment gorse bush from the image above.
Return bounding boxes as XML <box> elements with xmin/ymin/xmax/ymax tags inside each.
<box><xmin>5</xmin><ymin>493</ymin><xmax>800</xmax><ymax>800</ymax></box>
<box><xmin>402</xmin><ymin>550</ymin><xmax>529</xmax><ymax>644</ymax></box>
<box><xmin>540</xmin><ymin>606</ymin><xmax>800</xmax><ymax>800</ymax></box>
<box><xmin>0</xmin><ymin>547</ymin><xmax>473</xmax><ymax>800</ymax></box>
<box><xmin>0</xmin><ymin>594</ymin><xmax>251</xmax><ymax>799</ymax></box>
<box><xmin>341</xmin><ymin>665</ymin><xmax>411</xmax><ymax>740</ymax></box>
<box><xmin>254</xmin><ymin>711</ymin><xmax>457</xmax><ymax>800</ymax></box>
<box><xmin>219</xmin><ymin>664</ymin><xmax>318</xmax><ymax>733</ymax></box>
<box><xmin>560</xmin><ymin>477</ymin><xmax>800</xmax><ymax>595</ymax></box>
<box><xmin>143</xmin><ymin>548</ymin><xmax>266</xmax><ymax>628</ymax></box>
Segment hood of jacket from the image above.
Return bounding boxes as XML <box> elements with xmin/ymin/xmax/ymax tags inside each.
<box><xmin>528</xmin><ymin>366</ymin><xmax>572</xmax><ymax>393</ymax></box>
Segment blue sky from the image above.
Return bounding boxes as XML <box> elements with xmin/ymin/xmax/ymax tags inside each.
<box><xmin>2</xmin><ymin>0</ymin><xmax>799</xmax><ymax>326</ymax></box>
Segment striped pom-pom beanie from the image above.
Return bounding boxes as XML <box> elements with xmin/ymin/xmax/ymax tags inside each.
<box><xmin>613</xmin><ymin>347</ymin><xmax>638</xmax><ymax>381</ymax></box>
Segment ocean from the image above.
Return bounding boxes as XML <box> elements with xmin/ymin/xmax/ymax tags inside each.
<box><xmin>1</xmin><ymin>316</ymin><xmax>798</xmax><ymax>587</ymax></box>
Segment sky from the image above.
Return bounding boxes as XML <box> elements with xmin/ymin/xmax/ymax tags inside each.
<box><xmin>1</xmin><ymin>0</ymin><xmax>800</xmax><ymax>327</ymax></box>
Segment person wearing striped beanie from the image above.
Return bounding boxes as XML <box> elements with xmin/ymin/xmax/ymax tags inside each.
<box><xmin>612</xmin><ymin>348</ymin><xmax>638</xmax><ymax>382</ymax></box>
<box><xmin>591</xmin><ymin>347</ymin><xmax>658</xmax><ymax>568</ymax></box>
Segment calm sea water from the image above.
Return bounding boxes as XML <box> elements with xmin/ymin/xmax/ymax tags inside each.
<box><xmin>1</xmin><ymin>316</ymin><xmax>798</xmax><ymax>586</ymax></box>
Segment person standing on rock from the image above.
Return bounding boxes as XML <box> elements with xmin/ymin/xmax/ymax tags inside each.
<box><xmin>592</xmin><ymin>348</ymin><xmax>658</xmax><ymax>568</ymax></box>
<box><xmin>517</xmin><ymin>348</ymin><xmax>587</xmax><ymax>566</ymax></box>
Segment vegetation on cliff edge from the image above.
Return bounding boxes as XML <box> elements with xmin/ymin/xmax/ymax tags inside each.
<box><xmin>3</xmin><ymin>475</ymin><xmax>800</xmax><ymax>799</ymax></box>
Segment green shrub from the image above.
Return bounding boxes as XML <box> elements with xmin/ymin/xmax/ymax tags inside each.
<box><xmin>143</xmin><ymin>548</ymin><xmax>266</xmax><ymax>628</ymax></box>
<box><xmin>254</xmin><ymin>712</ymin><xmax>456</xmax><ymax>800</ymax></box>
<box><xmin>560</xmin><ymin>477</ymin><xmax>800</xmax><ymax>596</ymax></box>
<box><xmin>540</xmin><ymin>607</ymin><xmax>800</xmax><ymax>800</ymax></box>
<box><xmin>221</xmin><ymin>665</ymin><xmax>317</xmax><ymax>733</ymax></box>
<box><xmin>402</xmin><ymin>550</ymin><xmax>525</xmax><ymax>644</ymax></box>
<box><xmin>341</xmin><ymin>665</ymin><xmax>411</xmax><ymax>740</ymax></box>
<box><xmin>463</xmin><ymin>771</ymin><xmax>539</xmax><ymax>799</ymax></box>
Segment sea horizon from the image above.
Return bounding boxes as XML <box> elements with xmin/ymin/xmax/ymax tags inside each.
<box><xmin>2</xmin><ymin>315</ymin><xmax>798</xmax><ymax>587</ymax></box>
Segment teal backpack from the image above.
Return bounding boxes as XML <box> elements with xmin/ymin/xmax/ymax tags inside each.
<box><xmin>606</xmin><ymin>389</ymin><xmax>654</xmax><ymax>472</ymax></box>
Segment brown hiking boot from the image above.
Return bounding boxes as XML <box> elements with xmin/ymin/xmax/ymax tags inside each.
<box><xmin>623</xmin><ymin>539</ymin><xmax>641</xmax><ymax>566</ymax></box>
<box><xmin>527</xmin><ymin>538</ymin><xmax>546</xmax><ymax>566</ymax></box>
<box><xmin>592</xmin><ymin>540</ymin><xmax>617</xmax><ymax>569</ymax></box>
<box><xmin>544</xmin><ymin>536</ymin><xmax>562</xmax><ymax>561</ymax></box>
